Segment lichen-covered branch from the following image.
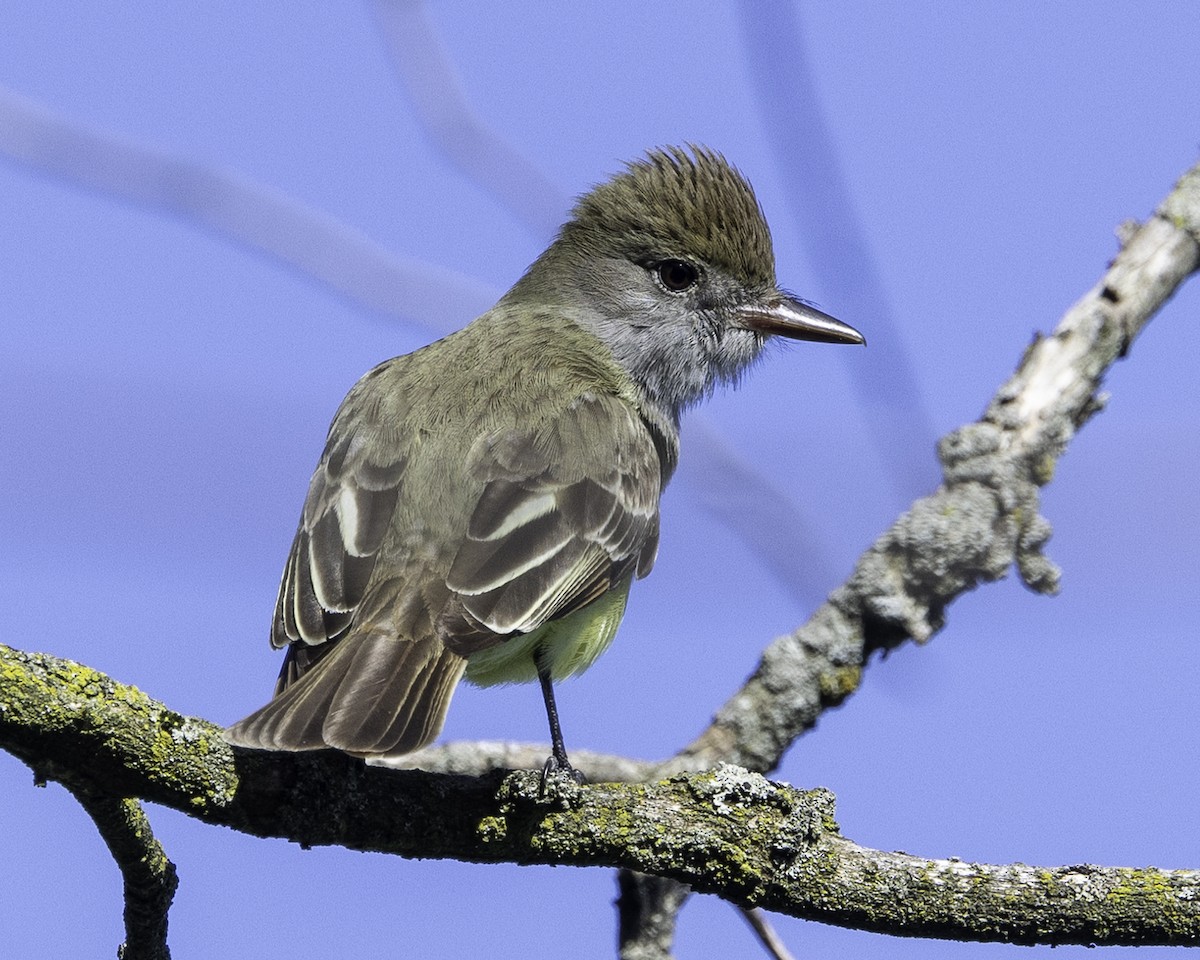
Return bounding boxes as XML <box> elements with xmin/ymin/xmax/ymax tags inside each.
<box><xmin>62</xmin><ymin>791</ymin><xmax>177</xmax><ymax>960</ymax></box>
<box><xmin>4</xmin><ymin>643</ymin><xmax>1200</xmax><ymax>947</ymax></box>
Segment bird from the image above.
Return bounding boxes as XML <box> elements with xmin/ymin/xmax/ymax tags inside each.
<box><xmin>224</xmin><ymin>146</ymin><xmax>863</xmax><ymax>778</ymax></box>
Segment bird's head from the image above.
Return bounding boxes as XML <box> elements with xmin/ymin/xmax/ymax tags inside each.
<box><xmin>506</xmin><ymin>146</ymin><xmax>863</xmax><ymax>418</ymax></box>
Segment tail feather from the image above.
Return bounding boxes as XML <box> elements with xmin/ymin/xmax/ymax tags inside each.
<box><xmin>225</xmin><ymin>634</ymin><xmax>465</xmax><ymax>756</ymax></box>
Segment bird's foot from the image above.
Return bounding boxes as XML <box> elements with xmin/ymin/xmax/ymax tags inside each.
<box><xmin>539</xmin><ymin>752</ymin><xmax>586</xmax><ymax>797</ymax></box>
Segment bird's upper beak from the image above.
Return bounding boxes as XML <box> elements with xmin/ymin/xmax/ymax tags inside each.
<box><xmin>735</xmin><ymin>294</ymin><xmax>865</xmax><ymax>346</ymax></box>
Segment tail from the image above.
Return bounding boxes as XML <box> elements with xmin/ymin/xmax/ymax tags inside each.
<box><xmin>224</xmin><ymin>632</ymin><xmax>466</xmax><ymax>756</ymax></box>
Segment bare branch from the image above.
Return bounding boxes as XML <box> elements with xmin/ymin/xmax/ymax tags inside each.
<box><xmin>739</xmin><ymin>907</ymin><xmax>798</xmax><ymax>960</ymax></box>
<box><xmin>371</xmin><ymin>740</ymin><xmax>658</xmax><ymax>782</ymax></box>
<box><xmin>677</xmin><ymin>159</ymin><xmax>1200</xmax><ymax>773</ymax></box>
<box><xmin>681</xmin><ymin>423</ymin><xmax>846</xmax><ymax>607</ymax></box>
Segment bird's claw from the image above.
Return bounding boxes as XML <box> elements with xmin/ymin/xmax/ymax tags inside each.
<box><xmin>539</xmin><ymin>753</ymin><xmax>586</xmax><ymax>796</ymax></box>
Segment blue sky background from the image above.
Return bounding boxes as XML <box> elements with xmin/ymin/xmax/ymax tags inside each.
<box><xmin>2</xmin><ymin>3</ymin><xmax>1199</xmax><ymax>957</ymax></box>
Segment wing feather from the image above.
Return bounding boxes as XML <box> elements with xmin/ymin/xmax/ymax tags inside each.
<box><xmin>442</xmin><ymin>393</ymin><xmax>662</xmax><ymax>650</ymax></box>
<box><xmin>271</xmin><ymin>403</ymin><xmax>407</xmax><ymax>653</ymax></box>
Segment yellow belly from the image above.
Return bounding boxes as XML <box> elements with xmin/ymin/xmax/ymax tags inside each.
<box><xmin>462</xmin><ymin>576</ymin><xmax>631</xmax><ymax>687</ymax></box>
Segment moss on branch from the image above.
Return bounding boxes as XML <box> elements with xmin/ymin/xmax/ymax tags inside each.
<box><xmin>4</xmin><ymin>642</ymin><xmax>1200</xmax><ymax>947</ymax></box>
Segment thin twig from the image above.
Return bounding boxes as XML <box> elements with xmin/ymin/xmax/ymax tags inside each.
<box><xmin>371</xmin><ymin>0</ymin><xmax>568</xmax><ymax>238</ymax></box>
<box><xmin>0</xmin><ymin>86</ymin><xmax>498</xmax><ymax>331</ymax></box>
<box><xmin>739</xmin><ymin>906</ymin><xmax>798</xmax><ymax>960</ymax></box>
<box><xmin>736</xmin><ymin>0</ymin><xmax>939</xmax><ymax>502</ymax></box>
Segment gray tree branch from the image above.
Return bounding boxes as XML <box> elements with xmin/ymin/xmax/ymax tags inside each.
<box><xmin>617</xmin><ymin>872</ymin><xmax>692</xmax><ymax>960</ymax></box>
<box><xmin>370</xmin><ymin>0</ymin><xmax>569</xmax><ymax>239</ymax></box>
<box><xmin>677</xmin><ymin>158</ymin><xmax>1200</xmax><ymax>774</ymax></box>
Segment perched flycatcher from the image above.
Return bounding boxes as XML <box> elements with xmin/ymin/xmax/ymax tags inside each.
<box><xmin>225</xmin><ymin>146</ymin><xmax>863</xmax><ymax>775</ymax></box>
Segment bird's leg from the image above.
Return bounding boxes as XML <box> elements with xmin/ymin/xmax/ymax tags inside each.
<box><xmin>536</xmin><ymin>661</ymin><xmax>585</xmax><ymax>788</ymax></box>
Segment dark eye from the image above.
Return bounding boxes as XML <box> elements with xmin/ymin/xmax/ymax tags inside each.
<box><xmin>654</xmin><ymin>259</ymin><xmax>700</xmax><ymax>292</ymax></box>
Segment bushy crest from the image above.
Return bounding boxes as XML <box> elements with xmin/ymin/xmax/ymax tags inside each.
<box><xmin>565</xmin><ymin>146</ymin><xmax>776</xmax><ymax>288</ymax></box>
